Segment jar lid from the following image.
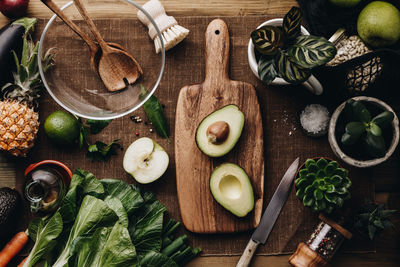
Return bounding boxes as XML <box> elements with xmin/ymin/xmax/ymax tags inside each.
<box><xmin>289</xmin><ymin>242</ymin><xmax>329</xmax><ymax>267</ymax></box>
<box><xmin>319</xmin><ymin>214</ymin><xmax>353</xmax><ymax>240</ymax></box>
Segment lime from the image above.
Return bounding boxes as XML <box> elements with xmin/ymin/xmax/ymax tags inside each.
<box><xmin>44</xmin><ymin>111</ymin><xmax>80</xmax><ymax>145</ymax></box>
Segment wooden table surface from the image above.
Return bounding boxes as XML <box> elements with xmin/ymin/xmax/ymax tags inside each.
<box><xmin>0</xmin><ymin>1</ymin><xmax>399</xmax><ymax>266</ymax></box>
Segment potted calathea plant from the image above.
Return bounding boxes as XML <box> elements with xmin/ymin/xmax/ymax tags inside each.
<box><xmin>248</xmin><ymin>7</ymin><xmax>337</xmax><ymax>95</ymax></box>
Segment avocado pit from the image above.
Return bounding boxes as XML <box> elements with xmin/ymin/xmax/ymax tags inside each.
<box><xmin>206</xmin><ymin>121</ymin><xmax>230</xmax><ymax>144</ymax></box>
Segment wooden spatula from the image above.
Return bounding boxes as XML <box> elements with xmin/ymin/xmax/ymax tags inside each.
<box><xmin>175</xmin><ymin>19</ymin><xmax>264</xmax><ymax>234</ymax></box>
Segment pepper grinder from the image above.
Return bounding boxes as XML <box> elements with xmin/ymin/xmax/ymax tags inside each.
<box><xmin>289</xmin><ymin>214</ymin><xmax>352</xmax><ymax>267</ymax></box>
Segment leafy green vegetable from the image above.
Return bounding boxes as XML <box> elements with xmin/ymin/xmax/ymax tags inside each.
<box><xmin>140</xmin><ymin>251</ymin><xmax>178</xmax><ymax>267</ymax></box>
<box><xmin>87</xmin><ymin>139</ymin><xmax>121</xmax><ymax>162</ymax></box>
<box><xmin>140</xmin><ymin>85</ymin><xmax>169</xmax><ymax>139</ymax></box>
<box><xmin>24</xmin><ymin>212</ymin><xmax>63</xmax><ymax>267</ymax></box>
<box><xmin>129</xmin><ymin>198</ymin><xmax>166</xmax><ymax>255</ymax></box>
<box><xmin>25</xmin><ymin>170</ymin><xmax>201</xmax><ymax>266</ymax></box>
<box><xmin>69</xmin><ymin>223</ymin><xmax>137</xmax><ymax>267</ymax></box>
<box><xmin>101</xmin><ymin>179</ymin><xmax>144</xmax><ymax>215</ymax></box>
<box><xmin>52</xmin><ymin>195</ymin><xmax>118</xmax><ymax>267</ymax></box>
<box><xmin>86</xmin><ymin>119</ymin><xmax>112</xmax><ymax>134</ymax></box>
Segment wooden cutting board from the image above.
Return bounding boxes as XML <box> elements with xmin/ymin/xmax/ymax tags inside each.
<box><xmin>175</xmin><ymin>19</ymin><xmax>264</xmax><ymax>233</ymax></box>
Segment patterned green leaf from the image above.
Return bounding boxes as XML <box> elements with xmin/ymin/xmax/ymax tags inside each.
<box><xmin>251</xmin><ymin>26</ymin><xmax>285</xmax><ymax>56</ymax></box>
<box><xmin>277</xmin><ymin>52</ymin><xmax>310</xmax><ymax>84</ymax></box>
<box><xmin>283</xmin><ymin>7</ymin><xmax>302</xmax><ymax>39</ymax></box>
<box><xmin>257</xmin><ymin>56</ymin><xmax>278</xmax><ymax>84</ymax></box>
<box><xmin>288</xmin><ymin>35</ymin><xmax>337</xmax><ymax>68</ymax></box>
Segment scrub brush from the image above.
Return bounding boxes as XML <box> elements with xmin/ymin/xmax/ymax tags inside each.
<box><xmin>137</xmin><ymin>0</ymin><xmax>189</xmax><ymax>53</ymax></box>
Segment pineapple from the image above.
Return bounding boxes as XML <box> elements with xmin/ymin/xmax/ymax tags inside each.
<box><xmin>0</xmin><ymin>18</ymin><xmax>55</xmax><ymax>157</ymax></box>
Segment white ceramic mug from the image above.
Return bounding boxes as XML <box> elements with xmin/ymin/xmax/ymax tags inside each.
<box><xmin>248</xmin><ymin>18</ymin><xmax>324</xmax><ymax>95</ymax></box>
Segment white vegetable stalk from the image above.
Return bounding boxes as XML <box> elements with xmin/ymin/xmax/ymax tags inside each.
<box><xmin>137</xmin><ymin>0</ymin><xmax>189</xmax><ymax>53</ymax></box>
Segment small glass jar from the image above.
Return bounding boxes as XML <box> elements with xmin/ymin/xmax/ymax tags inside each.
<box><xmin>289</xmin><ymin>214</ymin><xmax>352</xmax><ymax>267</ymax></box>
<box><xmin>24</xmin><ymin>160</ymin><xmax>72</xmax><ymax>213</ymax></box>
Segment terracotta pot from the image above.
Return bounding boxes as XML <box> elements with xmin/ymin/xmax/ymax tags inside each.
<box><xmin>328</xmin><ymin>96</ymin><xmax>400</xmax><ymax>168</ymax></box>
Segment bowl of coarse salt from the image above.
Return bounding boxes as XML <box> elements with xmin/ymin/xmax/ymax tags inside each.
<box><xmin>300</xmin><ymin>104</ymin><xmax>330</xmax><ymax>138</ymax></box>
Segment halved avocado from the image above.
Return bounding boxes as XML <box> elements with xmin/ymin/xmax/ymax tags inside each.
<box><xmin>196</xmin><ymin>105</ymin><xmax>244</xmax><ymax>157</ymax></box>
<box><xmin>210</xmin><ymin>163</ymin><xmax>254</xmax><ymax>217</ymax></box>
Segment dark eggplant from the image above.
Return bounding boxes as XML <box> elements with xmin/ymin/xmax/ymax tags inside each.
<box><xmin>0</xmin><ymin>21</ymin><xmax>25</xmax><ymax>89</ymax></box>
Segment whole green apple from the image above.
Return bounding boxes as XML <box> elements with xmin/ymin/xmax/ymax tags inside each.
<box><xmin>330</xmin><ymin>0</ymin><xmax>361</xmax><ymax>8</ymax></box>
<box><xmin>357</xmin><ymin>1</ymin><xmax>400</xmax><ymax>47</ymax></box>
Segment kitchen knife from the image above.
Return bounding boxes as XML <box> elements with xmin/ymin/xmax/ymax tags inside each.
<box><xmin>236</xmin><ymin>157</ymin><xmax>300</xmax><ymax>267</ymax></box>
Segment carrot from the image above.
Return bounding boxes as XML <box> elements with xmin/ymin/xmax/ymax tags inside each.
<box><xmin>0</xmin><ymin>231</ymin><xmax>29</xmax><ymax>267</ymax></box>
<box><xmin>17</xmin><ymin>257</ymin><xmax>28</xmax><ymax>267</ymax></box>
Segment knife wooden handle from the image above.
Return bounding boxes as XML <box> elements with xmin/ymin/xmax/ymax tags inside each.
<box><xmin>236</xmin><ymin>239</ymin><xmax>259</xmax><ymax>267</ymax></box>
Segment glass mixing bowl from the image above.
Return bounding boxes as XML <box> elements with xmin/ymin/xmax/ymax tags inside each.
<box><xmin>38</xmin><ymin>0</ymin><xmax>165</xmax><ymax>120</ymax></box>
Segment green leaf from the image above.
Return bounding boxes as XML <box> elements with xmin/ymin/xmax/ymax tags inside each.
<box><xmin>368</xmin><ymin>224</ymin><xmax>376</xmax><ymax>240</ymax></box>
<box><xmin>307</xmin><ymin>163</ymin><xmax>318</xmax><ymax>174</ymax></box>
<box><xmin>287</xmin><ymin>35</ymin><xmax>337</xmax><ymax>68</ymax></box>
<box><xmin>316</xmin><ymin>169</ymin><xmax>326</xmax><ymax>178</ymax></box>
<box><xmin>104</xmin><ymin>196</ymin><xmax>129</xmax><ymax>228</ymax></box>
<box><xmin>316</xmin><ymin>158</ymin><xmax>328</xmax><ymax>169</ymax></box>
<box><xmin>372</xmin><ymin>111</ymin><xmax>394</xmax><ymax>129</ymax></box>
<box><xmin>316</xmin><ymin>200</ymin><xmax>326</xmax><ymax>211</ymax></box>
<box><xmin>277</xmin><ymin>52</ymin><xmax>311</xmax><ymax>84</ymax></box>
<box><xmin>52</xmin><ymin>195</ymin><xmax>119</xmax><ymax>267</ymax></box>
<box><xmin>69</xmin><ymin>223</ymin><xmax>137</xmax><ymax>267</ymax></box>
<box><xmin>305</xmin><ymin>159</ymin><xmax>316</xmax><ymax>168</ymax></box>
<box><xmin>364</xmin><ymin>131</ymin><xmax>386</xmax><ymax>158</ymax></box>
<box><xmin>324</xmin><ymin>164</ymin><xmax>335</xmax><ymax>176</ymax></box>
<box><xmin>257</xmin><ymin>56</ymin><xmax>278</xmax><ymax>84</ymax></box>
<box><xmin>251</xmin><ymin>26</ymin><xmax>285</xmax><ymax>55</ymax></box>
<box><xmin>129</xmin><ymin>199</ymin><xmax>167</xmax><ymax>255</ymax></box>
<box><xmin>140</xmin><ymin>85</ymin><xmax>169</xmax><ymax>139</ymax></box>
<box><xmin>324</xmin><ymin>193</ymin><xmax>337</xmax><ymax>203</ymax></box>
<box><xmin>295</xmin><ymin>177</ymin><xmax>306</xmax><ymax>188</ymax></box>
<box><xmin>25</xmin><ymin>212</ymin><xmax>63</xmax><ymax>267</ymax></box>
<box><xmin>140</xmin><ymin>251</ymin><xmax>178</xmax><ymax>267</ymax></box>
<box><xmin>86</xmin><ymin>119</ymin><xmax>112</xmax><ymax>134</ymax></box>
<box><xmin>369</xmin><ymin>123</ymin><xmax>382</xmax><ymax>137</ymax></box>
<box><xmin>303</xmin><ymin>194</ymin><xmax>314</xmax><ymax>207</ymax></box>
<box><xmin>314</xmin><ymin>189</ymin><xmax>323</xmax><ymax>200</ymax></box>
<box><xmin>352</xmin><ymin>101</ymin><xmax>371</xmax><ymax>123</ymax></box>
<box><xmin>344</xmin><ymin>122</ymin><xmax>365</xmax><ymax>144</ymax></box>
<box><xmin>13</xmin><ymin>17</ymin><xmax>37</xmax><ymax>34</ymax></box>
<box><xmin>330</xmin><ymin>175</ymin><xmax>343</xmax><ymax>186</ymax></box>
<box><xmin>87</xmin><ymin>140</ymin><xmax>122</xmax><ymax>162</ymax></box>
<box><xmin>299</xmin><ymin>169</ymin><xmax>308</xmax><ymax>178</ymax></box>
<box><xmin>282</xmin><ymin>7</ymin><xmax>302</xmax><ymax>39</ymax></box>
<box><xmin>101</xmin><ymin>179</ymin><xmax>144</xmax><ymax>215</ymax></box>
<box><xmin>296</xmin><ymin>187</ymin><xmax>305</xmax><ymax>199</ymax></box>
<box><xmin>325</xmin><ymin>184</ymin><xmax>335</xmax><ymax>193</ymax></box>
<box><xmin>304</xmin><ymin>185</ymin><xmax>313</xmax><ymax>195</ymax></box>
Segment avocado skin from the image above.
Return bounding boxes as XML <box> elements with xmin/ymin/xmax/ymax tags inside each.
<box><xmin>0</xmin><ymin>187</ymin><xmax>21</xmax><ymax>238</ymax></box>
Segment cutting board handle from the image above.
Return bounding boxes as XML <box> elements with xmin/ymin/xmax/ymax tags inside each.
<box><xmin>204</xmin><ymin>19</ymin><xmax>230</xmax><ymax>84</ymax></box>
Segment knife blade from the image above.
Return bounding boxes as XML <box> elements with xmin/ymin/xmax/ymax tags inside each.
<box><xmin>236</xmin><ymin>157</ymin><xmax>300</xmax><ymax>267</ymax></box>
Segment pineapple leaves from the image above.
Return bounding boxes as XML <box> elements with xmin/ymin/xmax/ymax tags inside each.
<box><xmin>277</xmin><ymin>52</ymin><xmax>311</xmax><ymax>84</ymax></box>
<box><xmin>288</xmin><ymin>35</ymin><xmax>337</xmax><ymax>68</ymax></box>
<box><xmin>283</xmin><ymin>7</ymin><xmax>302</xmax><ymax>40</ymax></box>
<box><xmin>251</xmin><ymin>26</ymin><xmax>285</xmax><ymax>56</ymax></box>
<box><xmin>257</xmin><ymin>56</ymin><xmax>278</xmax><ymax>84</ymax></box>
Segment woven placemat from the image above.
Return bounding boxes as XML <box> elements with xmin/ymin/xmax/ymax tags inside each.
<box><xmin>9</xmin><ymin>16</ymin><xmax>377</xmax><ymax>256</ymax></box>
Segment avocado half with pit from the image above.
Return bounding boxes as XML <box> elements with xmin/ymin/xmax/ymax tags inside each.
<box><xmin>196</xmin><ymin>105</ymin><xmax>244</xmax><ymax>157</ymax></box>
<box><xmin>210</xmin><ymin>163</ymin><xmax>254</xmax><ymax>217</ymax></box>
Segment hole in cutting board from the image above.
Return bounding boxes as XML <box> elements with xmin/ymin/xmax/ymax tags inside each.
<box><xmin>215</xmin><ymin>30</ymin><xmax>220</xmax><ymax>35</ymax></box>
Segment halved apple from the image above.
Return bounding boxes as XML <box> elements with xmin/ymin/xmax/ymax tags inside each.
<box><xmin>123</xmin><ymin>137</ymin><xmax>169</xmax><ymax>184</ymax></box>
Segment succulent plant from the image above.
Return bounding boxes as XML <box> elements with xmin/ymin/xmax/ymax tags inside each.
<box><xmin>341</xmin><ymin>99</ymin><xmax>394</xmax><ymax>158</ymax></box>
<box><xmin>251</xmin><ymin>7</ymin><xmax>336</xmax><ymax>84</ymax></box>
<box><xmin>295</xmin><ymin>158</ymin><xmax>352</xmax><ymax>214</ymax></box>
<box><xmin>355</xmin><ymin>200</ymin><xmax>397</xmax><ymax>240</ymax></box>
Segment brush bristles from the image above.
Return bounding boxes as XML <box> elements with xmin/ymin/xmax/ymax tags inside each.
<box><xmin>154</xmin><ymin>25</ymin><xmax>190</xmax><ymax>54</ymax></box>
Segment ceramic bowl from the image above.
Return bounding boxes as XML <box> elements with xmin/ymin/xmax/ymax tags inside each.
<box><xmin>247</xmin><ymin>18</ymin><xmax>323</xmax><ymax>95</ymax></box>
<box><xmin>38</xmin><ymin>0</ymin><xmax>165</xmax><ymax>120</ymax></box>
<box><xmin>328</xmin><ymin>96</ymin><xmax>400</xmax><ymax>168</ymax></box>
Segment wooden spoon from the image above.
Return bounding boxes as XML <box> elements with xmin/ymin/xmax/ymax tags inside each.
<box><xmin>73</xmin><ymin>0</ymin><xmax>143</xmax><ymax>92</ymax></box>
<box><xmin>41</xmin><ymin>0</ymin><xmax>127</xmax><ymax>71</ymax></box>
